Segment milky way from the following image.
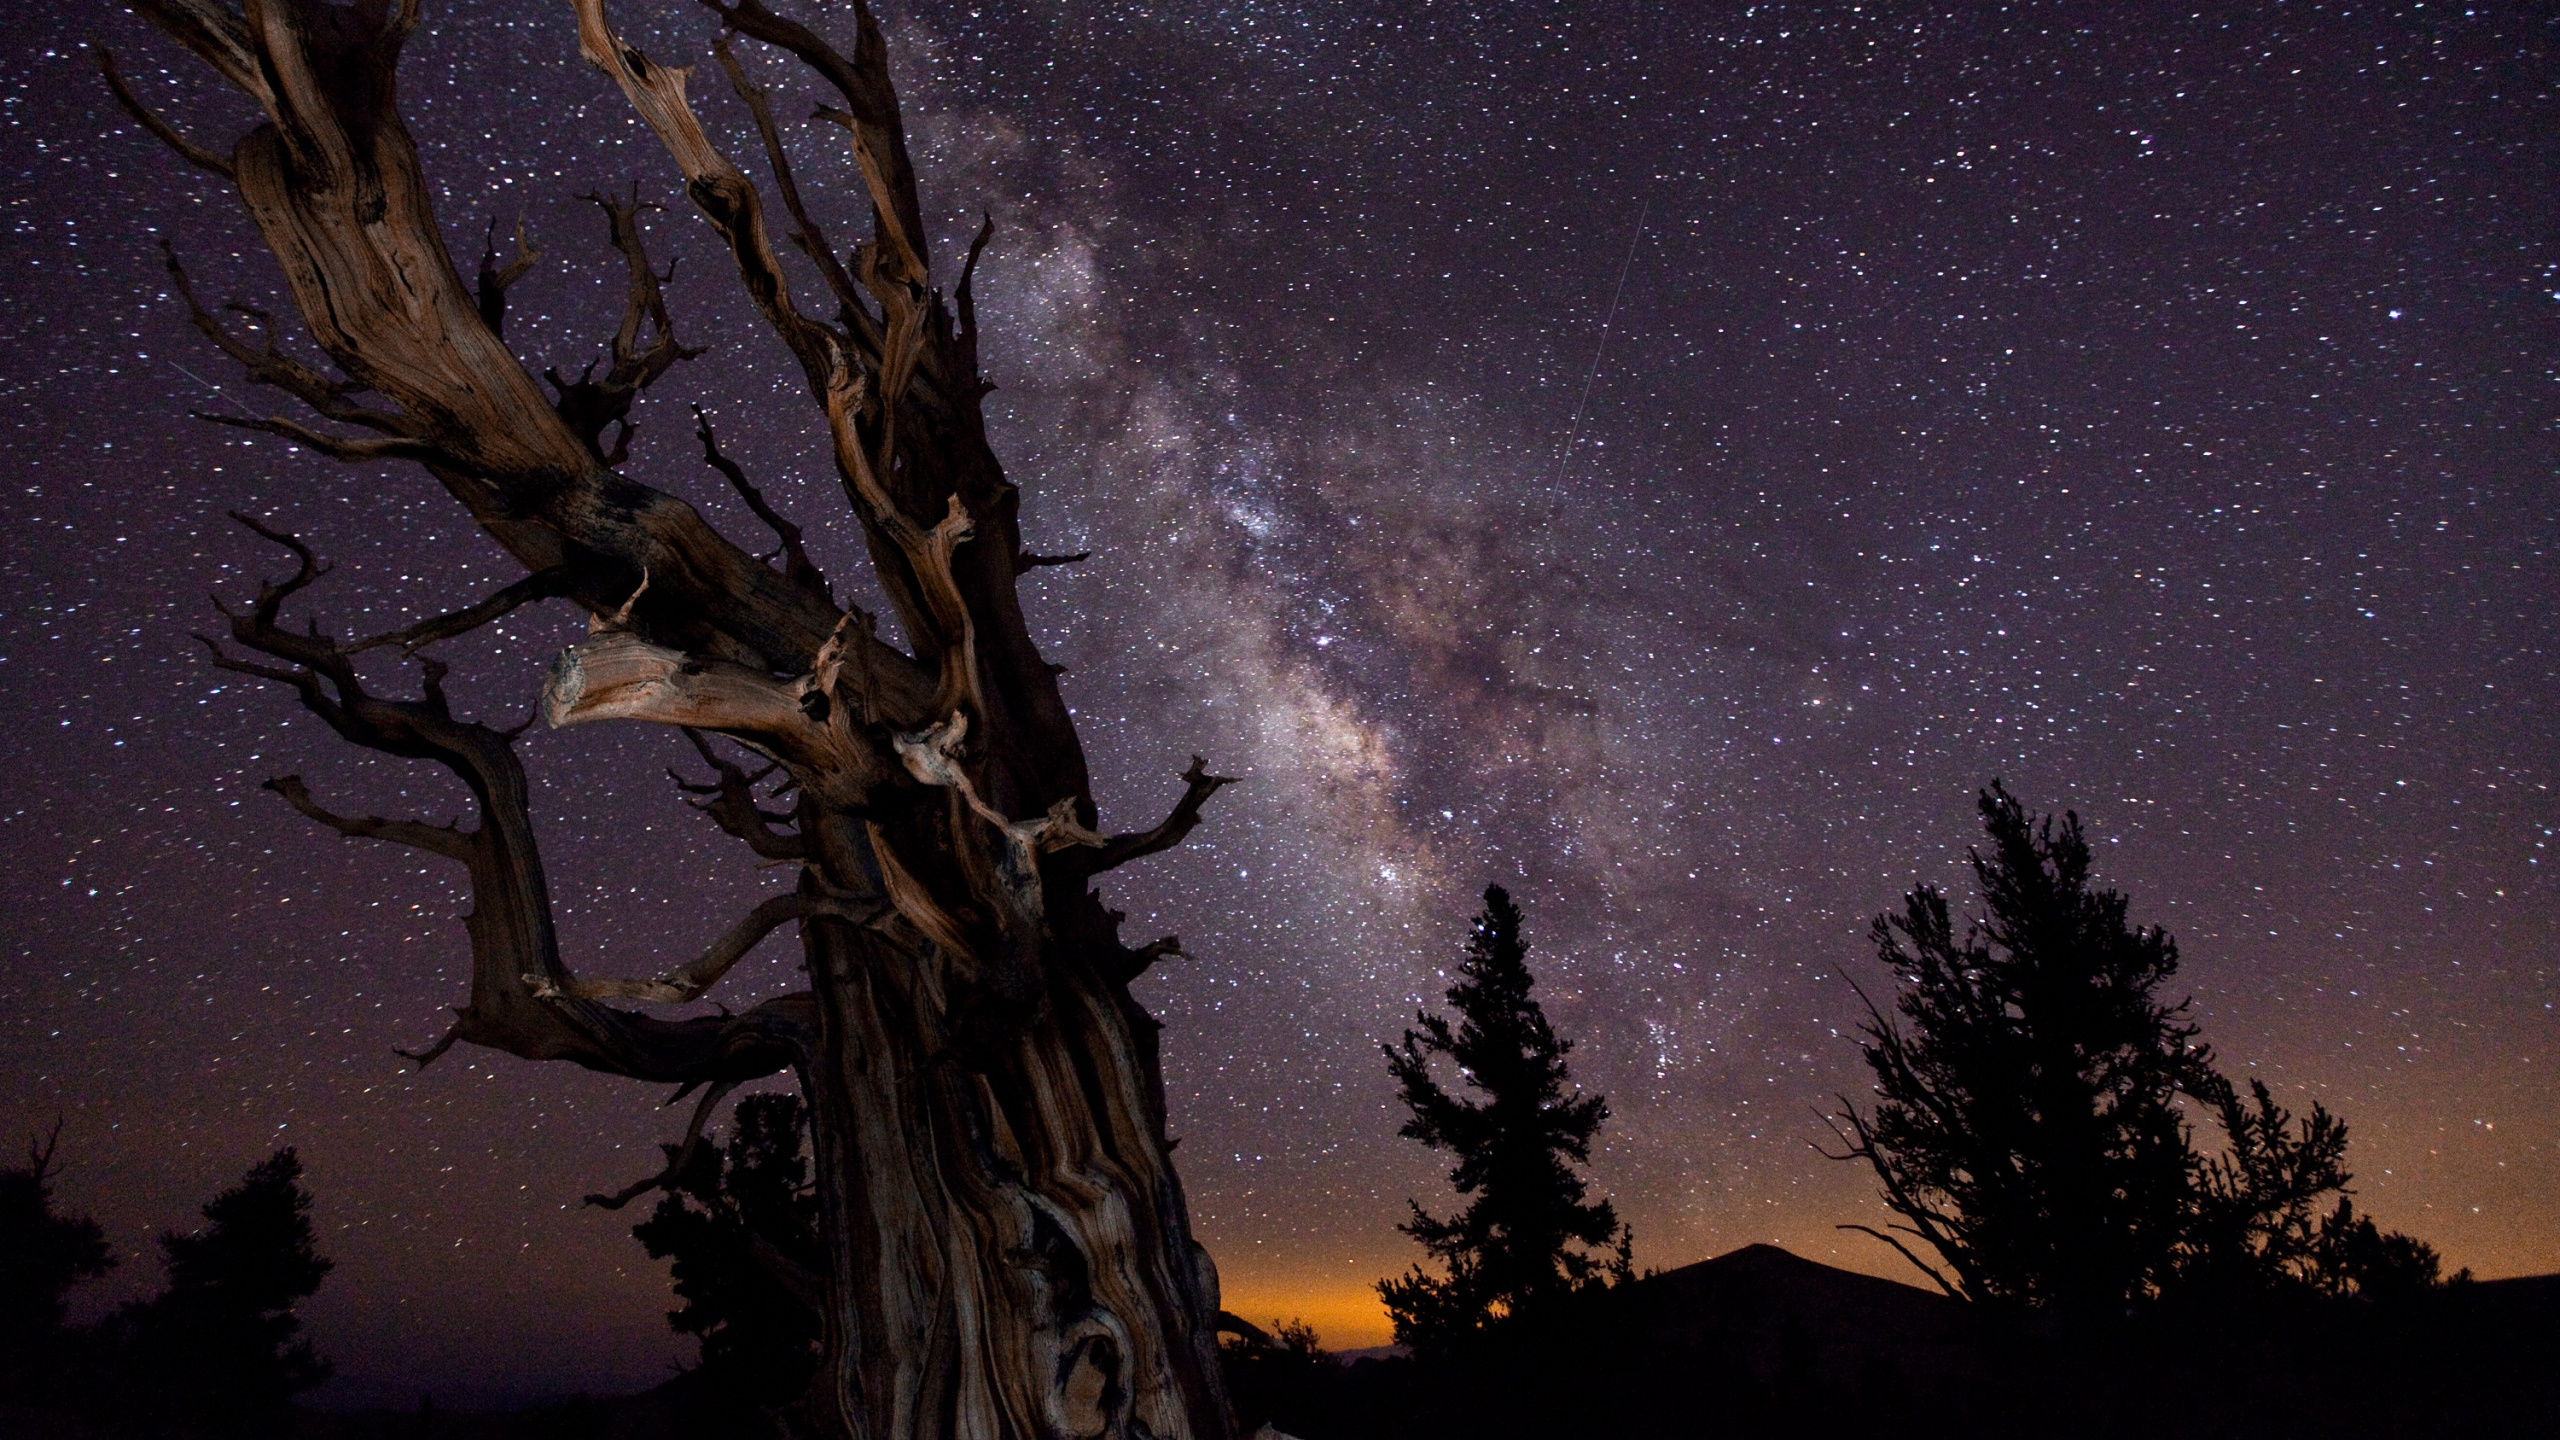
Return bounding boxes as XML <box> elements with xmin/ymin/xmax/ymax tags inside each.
<box><xmin>2</xmin><ymin>0</ymin><xmax>2552</xmax><ymax>1408</ymax></box>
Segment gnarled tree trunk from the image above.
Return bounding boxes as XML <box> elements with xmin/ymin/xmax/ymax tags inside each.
<box><xmin>110</xmin><ymin>1</ymin><xmax>1235</xmax><ymax>1435</ymax></box>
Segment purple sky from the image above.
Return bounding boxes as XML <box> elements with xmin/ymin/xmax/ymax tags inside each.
<box><xmin>2</xmin><ymin>0</ymin><xmax>2552</xmax><ymax>1410</ymax></box>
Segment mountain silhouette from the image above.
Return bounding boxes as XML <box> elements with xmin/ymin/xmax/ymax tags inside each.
<box><xmin>1244</xmin><ymin>1244</ymin><xmax>2560</xmax><ymax>1440</ymax></box>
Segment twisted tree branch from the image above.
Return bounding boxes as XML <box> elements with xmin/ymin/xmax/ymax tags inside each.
<box><xmin>1086</xmin><ymin>757</ymin><xmax>1237</xmax><ymax>875</ymax></box>
<box><xmin>99</xmin><ymin>49</ymin><xmax>235</xmax><ymax>179</ymax></box>
<box><xmin>693</xmin><ymin>404</ymin><xmax>828</xmax><ymax>604</ymax></box>
<box><xmin>206</xmin><ymin>519</ymin><xmax>815</xmax><ymax>1085</ymax></box>
<box><xmin>347</xmin><ymin>566</ymin><xmax>575</xmax><ymax>655</ymax></box>
<box><xmin>675</xmin><ymin>727</ymin><xmax>808</xmax><ymax>861</ymax></box>
<box><xmin>527</xmin><ymin>891</ymin><xmax>884</xmax><ymax>1005</ymax></box>
<box><xmin>585</xmin><ymin>1078</ymin><xmax>742</xmax><ymax>1210</ymax></box>
<box><xmin>475</xmin><ymin>215</ymin><xmax>542</xmax><ymax>337</ymax></box>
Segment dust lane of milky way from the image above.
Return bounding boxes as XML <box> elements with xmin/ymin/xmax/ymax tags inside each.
<box><xmin>0</xmin><ymin>0</ymin><xmax>2551</xmax><ymax>1409</ymax></box>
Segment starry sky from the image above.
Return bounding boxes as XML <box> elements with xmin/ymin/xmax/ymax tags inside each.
<box><xmin>2</xmin><ymin>0</ymin><xmax>2553</xmax><ymax>1411</ymax></box>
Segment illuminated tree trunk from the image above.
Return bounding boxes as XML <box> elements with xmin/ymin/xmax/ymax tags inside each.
<box><xmin>111</xmin><ymin>1</ymin><xmax>1234</xmax><ymax>1434</ymax></box>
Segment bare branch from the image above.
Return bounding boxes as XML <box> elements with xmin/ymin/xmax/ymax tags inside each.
<box><xmin>705</xmin><ymin>0</ymin><xmax>930</xmax><ymax>287</ymax></box>
<box><xmin>160</xmin><ymin>243</ymin><xmax>414</xmax><ymax>435</ymax></box>
<box><xmin>710</xmin><ymin>33</ymin><xmax>871</xmax><ymax>335</ymax></box>
<box><xmin>348</xmin><ymin>566</ymin><xmax>576</xmax><ymax>654</ymax></box>
<box><xmin>475</xmin><ymin>216</ymin><xmax>542</xmax><ymax>337</ymax></box>
<box><xmin>1086</xmin><ymin>757</ymin><xmax>1237</xmax><ymax>875</ymax></box>
<box><xmin>209</xmin><ymin>520</ymin><xmax>817</xmax><ymax>1086</ymax></box>
<box><xmin>955</xmin><ymin>211</ymin><xmax>995</xmax><ymax>370</ymax></box>
<box><xmin>693</xmin><ymin>404</ymin><xmax>828</xmax><ymax>603</ymax></box>
<box><xmin>124</xmin><ymin>0</ymin><xmax>269</xmax><ymax>104</ymax></box>
<box><xmin>1015</xmin><ymin>550</ymin><xmax>1090</xmax><ymax>575</ymax></box>
<box><xmin>197</xmin><ymin>409</ymin><xmax>454</xmax><ymax>465</ymax></box>
<box><xmin>544</xmin><ymin>186</ymin><xmax>703</xmax><ymax>465</ymax></box>
<box><xmin>1837</xmin><ymin>1223</ymin><xmax>1965</xmax><ymax>1300</ymax></box>
<box><xmin>584</xmin><ymin>1078</ymin><xmax>741</xmax><ymax>1209</ymax></box>
<box><xmin>26</xmin><ymin>1119</ymin><xmax>67</xmax><ymax>1185</ymax></box>
<box><xmin>99</xmin><ymin>49</ymin><xmax>235</xmax><ymax>179</ymax></box>
<box><xmin>222</xmin><ymin>510</ymin><xmax>326</xmax><ymax>625</ymax></box>
<box><xmin>395</xmin><ymin>1016</ymin><xmax>464</xmax><ymax>1068</ymax></box>
<box><xmin>1106</xmin><ymin>934</ymin><xmax>1186</xmax><ymax>985</ymax></box>
<box><xmin>526</xmin><ymin>892</ymin><xmax>883</xmax><ymax>1005</ymax></box>
<box><xmin>567</xmin><ymin>0</ymin><xmax>839</xmax><ymax>389</ymax></box>
<box><xmin>262</xmin><ymin>775</ymin><xmax>475</xmax><ymax>861</ymax></box>
<box><xmin>675</xmin><ymin>727</ymin><xmax>807</xmax><ymax>861</ymax></box>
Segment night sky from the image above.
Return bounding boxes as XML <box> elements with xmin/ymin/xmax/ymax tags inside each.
<box><xmin>2</xmin><ymin>0</ymin><xmax>2552</xmax><ymax>1411</ymax></box>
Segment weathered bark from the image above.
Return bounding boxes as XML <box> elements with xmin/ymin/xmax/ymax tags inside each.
<box><xmin>120</xmin><ymin>2</ymin><xmax>1235</xmax><ymax>1435</ymax></box>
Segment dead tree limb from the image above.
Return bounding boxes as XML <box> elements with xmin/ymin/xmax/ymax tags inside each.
<box><xmin>98</xmin><ymin>50</ymin><xmax>235</xmax><ymax>179</ymax></box>
<box><xmin>1085</xmin><ymin>758</ymin><xmax>1239</xmax><ymax>876</ymax></box>
<box><xmin>675</xmin><ymin>727</ymin><xmax>809</xmax><ymax>861</ymax></box>
<box><xmin>692</xmin><ymin>404</ymin><xmax>829</xmax><ymax>604</ymax></box>
<box><xmin>584</xmin><ymin>1078</ymin><xmax>742</xmax><ymax>1209</ymax></box>
<box><xmin>203</xmin><ymin>518</ymin><xmax>813</xmax><ymax>1085</ymax></box>
<box><xmin>543</xmin><ymin>186</ymin><xmax>703</xmax><ymax>465</ymax></box>
<box><xmin>475</xmin><ymin>216</ymin><xmax>543</xmax><ymax>337</ymax></box>
<box><xmin>161</xmin><ymin>243</ymin><xmax>411</xmax><ymax>435</ymax></box>
<box><xmin>710</xmin><ymin>32</ymin><xmax>872</xmax><ymax>336</ymax></box>
<box><xmin>347</xmin><ymin>566</ymin><xmax>576</xmax><ymax>655</ymax></box>
<box><xmin>527</xmin><ymin>891</ymin><xmax>886</xmax><ymax>1005</ymax></box>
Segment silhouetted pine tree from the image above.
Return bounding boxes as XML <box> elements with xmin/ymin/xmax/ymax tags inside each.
<box><xmin>1830</xmin><ymin>783</ymin><xmax>2216</xmax><ymax>1311</ymax></box>
<box><xmin>633</xmin><ymin>1092</ymin><xmax>825</xmax><ymax>1412</ymax></box>
<box><xmin>1381</xmin><ymin>884</ymin><xmax>1627</xmax><ymax>1352</ymax></box>
<box><xmin>113</xmin><ymin>1148</ymin><xmax>332</xmax><ymax>1434</ymax></box>
<box><xmin>1834</xmin><ymin>783</ymin><xmax>2453</xmax><ymax>1315</ymax></box>
<box><xmin>0</xmin><ymin>1125</ymin><xmax>115</xmax><ymax>1405</ymax></box>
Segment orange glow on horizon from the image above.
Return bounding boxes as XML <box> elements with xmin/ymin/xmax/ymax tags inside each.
<box><xmin>1214</xmin><ymin>1276</ymin><xmax>1397</xmax><ymax>1352</ymax></box>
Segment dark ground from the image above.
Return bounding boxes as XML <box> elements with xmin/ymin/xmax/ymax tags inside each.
<box><xmin>1224</xmin><ymin>1245</ymin><xmax>2560</xmax><ymax>1440</ymax></box>
<box><xmin>17</xmin><ymin>1245</ymin><xmax>2544</xmax><ymax>1439</ymax></box>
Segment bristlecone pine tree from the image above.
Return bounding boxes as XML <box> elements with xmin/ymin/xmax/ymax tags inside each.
<box><xmin>108</xmin><ymin>2</ymin><xmax>1237</xmax><ymax>1435</ymax></box>
<box><xmin>1829</xmin><ymin>783</ymin><xmax>2216</xmax><ymax>1311</ymax></box>
<box><xmin>1381</xmin><ymin>885</ymin><xmax>1626</xmax><ymax>1352</ymax></box>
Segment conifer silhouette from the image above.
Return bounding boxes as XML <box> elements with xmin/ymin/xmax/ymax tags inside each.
<box><xmin>1829</xmin><ymin>784</ymin><xmax>2215</xmax><ymax>1310</ymax></box>
<box><xmin>0</xmin><ymin>1125</ymin><xmax>114</xmax><ymax>1403</ymax></box>
<box><xmin>1381</xmin><ymin>884</ymin><xmax>1627</xmax><ymax>1351</ymax></box>
<box><xmin>1833</xmin><ymin>783</ymin><xmax>2452</xmax><ymax>1313</ymax></box>
<box><xmin>632</xmin><ymin>1092</ymin><xmax>826</xmax><ymax>1411</ymax></box>
<box><xmin>115</xmin><ymin>1148</ymin><xmax>332</xmax><ymax>1433</ymax></box>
